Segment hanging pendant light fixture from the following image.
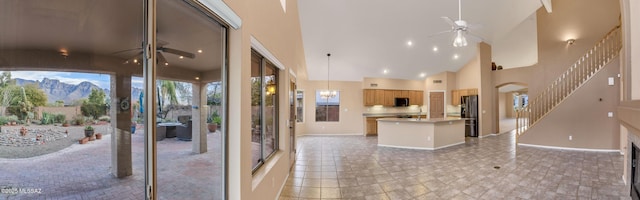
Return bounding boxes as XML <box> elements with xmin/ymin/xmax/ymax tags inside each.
<box><xmin>319</xmin><ymin>53</ymin><xmax>337</xmax><ymax>99</ymax></box>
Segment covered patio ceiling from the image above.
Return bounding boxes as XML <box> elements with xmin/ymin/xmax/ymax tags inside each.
<box><xmin>0</xmin><ymin>0</ymin><xmax>224</xmax><ymax>78</ymax></box>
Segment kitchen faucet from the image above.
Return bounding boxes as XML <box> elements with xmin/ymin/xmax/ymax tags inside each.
<box><xmin>418</xmin><ymin>107</ymin><xmax>422</xmax><ymax>120</ymax></box>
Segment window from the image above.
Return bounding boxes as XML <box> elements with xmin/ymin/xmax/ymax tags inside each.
<box><xmin>296</xmin><ymin>90</ymin><xmax>304</xmax><ymax>122</ymax></box>
<box><xmin>315</xmin><ymin>91</ymin><xmax>340</xmax><ymax>122</ymax></box>
<box><xmin>513</xmin><ymin>93</ymin><xmax>529</xmax><ymax>110</ymax></box>
<box><xmin>251</xmin><ymin>50</ymin><xmax>279</xmax><ymax>171</ymax></box>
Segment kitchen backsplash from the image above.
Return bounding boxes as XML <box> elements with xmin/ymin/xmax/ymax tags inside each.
<box><xmin>364</xmin><ymin>105</ymin><xmax>426</xmax><ymax>114</ymax></box>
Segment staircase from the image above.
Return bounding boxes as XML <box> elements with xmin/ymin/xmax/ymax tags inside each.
<box><xmin>515</xmin><ymin>26</ymin><xmax>622</xmax><ymax>139</ymax></box>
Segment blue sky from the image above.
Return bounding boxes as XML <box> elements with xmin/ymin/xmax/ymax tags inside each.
<box><xmin>9</xmin><ymin>71</ymin><xmax>144</xmax><ymax>89</ymax></box>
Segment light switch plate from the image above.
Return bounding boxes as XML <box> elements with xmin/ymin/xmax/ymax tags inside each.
<box><xmin>608</xmin><ymin>112</ymin><xmax>613</xmax><ymax>117</ymax></box>
<box><xmin>608</xmin><ymin>77</ymin><xmax>614</xmax><ymax>85</ymax></box>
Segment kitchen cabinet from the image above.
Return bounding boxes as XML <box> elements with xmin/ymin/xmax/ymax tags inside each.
<box><xmin>383</xmin><ymin>90</ymin><xmax>395</xmax><ymax>106</ymax></box>
<box><xmin>409</xmin><ymin>90</ymin><xmax>424</xmax><ymax>105</ymax></box>
<box><xmin>452</xmin><ymin>90</ymin><xmax>460</xmax><ymax>105</ymax></box>
<box><xmin>451</xmin><ymin>88</ymin><xmax>478</xmax><ymax>105</ymax></box>
<box><xmin>366</xmin><ymin>117</ymin><xmax>379</xmax><ymax>135</ymax></box>
<box><xmin>363</xmin><ymin>89</ymin><xmax>424</xmax><ymax>106</ymax></box>
<box><xmin>374</xmin><ymin>89</ymin><xmax>385</xmax><ymax>105</ymax></box>
<box><xmin>363</xmin><ymin>89</ymin><xmax>376</xmax><ymax>106</ymax></box>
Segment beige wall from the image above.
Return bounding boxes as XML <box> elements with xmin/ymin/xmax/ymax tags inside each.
<box><xmin>498</xmin><ymin>93</ymin><xmax>506</xmax><ymax>119</ymax></box>
<box><xmin>425</xmin><ymin>71</ymin><xmax>456</xmax><ymax>106</ymax></box>
<box><xmin>529</xmin><ymin>0</ymin><xmax>620</xmax><ymax>98</ymax></box>
<box><xmin>223</xmin><ymin>0</ymin><xmax>306</xmax><ymax>199</ymax></box>
<box><xmin>518</xmin><ymin>58</ymin><xmax>621</xmax><ymax>149</ymax></box>
<box><xmin>362</xmin><ymin>77</ymin><xmax>424</xmax><ymax>90</ymax></box>
<box><xmin>298</xmin><ymin>80</ymin><xmax>364</xmax><ymax>135</ymax></box>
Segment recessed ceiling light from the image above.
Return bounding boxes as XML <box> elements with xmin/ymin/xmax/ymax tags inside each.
<box><xmin>433</xmin><ymin>46</ymin><xmax>438</xmax><ymax>52</ymax></box>
<box><xmin>453</xmin><ymin>54</ymin><xmax>459</xmax><ymax>59</ymax></box>
<box><xmin>164</xmin><ymin>62</ymin><xmax>169</xmax><ymax>66</ymax></box>
<box><xmin>179</xmin><ymin>56</ymin><xmax>184</xmax><ymax>59</ymax></box>
<box><xmin>195</xmin><ymin>77</ymin><xmax>200</xmax><ymax>80</ymax></box>
<box><xmin>383</xmin><ymin>69</ymin><xmax>389</xmax><ymax>74</ymax></box>
<box><xmin>420</xmin><ymin>73</ymin><xmax>426</xmax><ymax>77</ymax></box>
<box><xmin>197</xmin><ymin>49</ymin><xmax>203</xmax><ymax>53</ymax></box>
<box><xmin>133</xmin><ymin>59</ymin><xmax>138</xmax><ymax>63</ymax></box>
<box><xmin>407</xmin><ymin>41</ymin><xmax>413</xmax><ymax>46</ymax></box>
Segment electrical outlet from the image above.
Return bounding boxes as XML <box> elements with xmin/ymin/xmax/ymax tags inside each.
<box><xmin>427</xmin><ymin>136</ymin><xmax>431</xmax><ymax>141</ymax></box>
<box><xmin>569</xmin><ymin>135</ymin><xmax>573</xmax><ymax>140</ymax></box>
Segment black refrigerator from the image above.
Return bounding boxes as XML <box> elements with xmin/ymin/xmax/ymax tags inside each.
<box><xmin>461</xmin><ymin>95</ymin><xmax>478</xmax><ymax>137</ymax></box>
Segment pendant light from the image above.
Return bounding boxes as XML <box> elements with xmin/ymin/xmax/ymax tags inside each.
<box><xmin>319</xmin><ymin>53</ymin><xmax>337</xmax><ymax>99</ymax></box>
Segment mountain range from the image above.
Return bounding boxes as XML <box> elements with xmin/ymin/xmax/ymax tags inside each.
<box><xmin>15</xmin><ymin>78</ymin><xmax>143</xmax><ymax>104</ymax></box>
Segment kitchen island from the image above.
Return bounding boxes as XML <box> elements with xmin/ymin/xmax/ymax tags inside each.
<box><xmin>376</xmin><ymin>117</ymin><xmax>466</xmax><ymax>150</ymax></box>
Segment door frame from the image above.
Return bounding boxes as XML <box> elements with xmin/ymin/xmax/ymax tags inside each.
<box><xmin>428</xmin><ymin>90</ymin><xmax>447</xmax><ymax>118</ymax></box>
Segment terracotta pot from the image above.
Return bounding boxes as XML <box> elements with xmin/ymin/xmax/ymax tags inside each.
<box><xmin>95</xmin><ymin>133</ymin><xmax>102</xmax><ymax>140</ymax></box>
<box><xmin>207</xmin><ymin>123</ymin><xmax>218</xmax><ymax>132</ymax></box>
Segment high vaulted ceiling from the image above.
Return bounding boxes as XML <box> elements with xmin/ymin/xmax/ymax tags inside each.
<box><xmin>298</xmin><ymin>0</ymin><xmax>544</xmax><ymax>81</ymax></box>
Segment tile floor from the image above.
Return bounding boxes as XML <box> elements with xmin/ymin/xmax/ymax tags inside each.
<box><xmin>280</xmin><ymin>131</ymin><xmax>629</xmax><ymax>200</ymax></box>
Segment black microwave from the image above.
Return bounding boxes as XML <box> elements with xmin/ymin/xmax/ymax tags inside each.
<box><xmin>394</xmin><ymin>98</ymin><xmax>409</xmax><ymax>107</ymax></box>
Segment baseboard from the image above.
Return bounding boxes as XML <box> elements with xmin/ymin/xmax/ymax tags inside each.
<box><xmin>274</xmin><ymin>173</ymin><xmax>290</xmax><ymax>200</ymax></box>
<box><xmin>518</xmin><ymin>143</ymin><xmax>621</xmax><ymax>153</ymax></box>
<box><xmin>378</xmin><ymin>141</ymin><xmax>464</xmax><ymax>150</ymax></box>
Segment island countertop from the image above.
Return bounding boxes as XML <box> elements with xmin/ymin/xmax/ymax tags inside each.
<box><xmin>376</xmin><ymin>117</ymin><xmax>466</xmax><ymax>123</ymax></box>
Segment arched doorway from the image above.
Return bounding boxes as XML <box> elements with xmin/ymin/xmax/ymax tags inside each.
<box><xmin>495</xmin><ymin>82</ymin><xmax>528</xmax><ymax>134</ymax></box>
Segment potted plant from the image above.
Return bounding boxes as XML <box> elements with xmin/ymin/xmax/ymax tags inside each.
<box><xmin>207</xmin><ymin>112</ymin><xmax>219</xmax><ymax>132</ymax></box>
<box><xmin>84</xmin><ymin>125</ymin><xmax>95</xmax><ymax>138</ymax></box>
<box><xmin>213</xmin><ymin>115</ymin><xmax>222</xmax><ymax>130</ymax></box>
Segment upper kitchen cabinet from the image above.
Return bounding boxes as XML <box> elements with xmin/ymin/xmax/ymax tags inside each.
<box><xmin>409</xmin><ymin>90</ymin><xmax>424</xmax><ymax>105</ymax></box>
<box><xmin>383</xmin><ymin>90</ymin><xmax>395</xmax><ymax>106</ymax></box>
<box><xmin>363</xmin><ymin>89</ymin><xmax>423</xmax><ymax>106</ymax></box>
<box><xmin>363</xmin><ymin>89</ymin><xmax>376</xmax><ymax>106</ymax></box>
<box><xmin>451</xmin><ymin>88</ymin><xmax>478</xmax><ymax>105</ymax></box>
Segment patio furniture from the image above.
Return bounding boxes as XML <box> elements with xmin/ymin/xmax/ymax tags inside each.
<box><xmin>156</xmin><ymin>125</ymin><xmax>166</xmax><ymax>141</ymax></box>
<box><xmin>158</xmin><ymin>122</ymin><xmax>182</xmax><ymax>138</ymax></box>
<box><xmin>176</xmin><ymin>120</ymin><xmax>192</xmax><ymax>141</ymax></box>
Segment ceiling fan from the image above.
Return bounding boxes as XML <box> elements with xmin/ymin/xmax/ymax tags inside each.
<box><xmin>430</xmin><ymin>0</ymin><xmax>484</xmax><ymax>47</ymax></box>
<box><xmin>112</xmin><ymin>40</ymin><xmax>195</xmax><ymax>65</ymax></box>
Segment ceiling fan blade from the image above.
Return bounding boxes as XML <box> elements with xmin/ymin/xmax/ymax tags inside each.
<box><xmin>441</xmin><ymin>16</ymin><xmax>457</xmax><ymax>28</ymax></box>
<box><xmin>157</xmin><ymin>53</ymin><xmax>168</xmax><ymax>65</ymax></box>
<box><xmin>428</xmin><ymin>30</ymin><xmax>452</xmax><ymax>38</ymax></box>
<box><xmin>160</xmin><ymin>47</ymin><xmax>195</xmax><ymax>59</ymax></box>
<box><xmin>111</xmin><ymin>48</ymin><xmax>142</xmax><ymax>55</ymax></box>
<box><xmin>467</xmin><ymin>23</ymin><xmax>483</xmax><ymax>30</ymax></box>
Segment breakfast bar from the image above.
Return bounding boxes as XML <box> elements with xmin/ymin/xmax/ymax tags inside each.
<box><xmin>376</xmin><ymin>118</ymin><xmax>466</xmax><ymax>150</ymax></box>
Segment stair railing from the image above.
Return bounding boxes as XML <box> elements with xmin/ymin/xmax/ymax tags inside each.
<box><xmin>516</xmin><ymin>26</ymin><xmax>622</xmax><ymax>138</ymax></box>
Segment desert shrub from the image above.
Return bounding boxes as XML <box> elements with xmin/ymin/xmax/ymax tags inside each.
<box><xmin>72</xmin><ymin>115</ymin><xmax>85</xmax><ymax>125</ymax></box>
<box><xmin>6</xmin><ymin>115</ymin><xmax>18</xmax><ymax>123</ymax></box>
<box><xmin>54</xmin><ymin>114</ymin><xmax>66</xmax><ymax>124</ymax></box>
<box><xmin>81</xmin><ymin>104</ymin><xmax>106</xmax><ymax>119</ymax></box>
<box><xmin>0</xmin><ymin>116</ymin><xmax>7</xmax><ymax>125</ymax></box>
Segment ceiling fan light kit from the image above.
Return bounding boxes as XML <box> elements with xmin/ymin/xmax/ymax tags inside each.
<box><xmin>431</xmin><ymin>0</ymin><xmax>483</xmax><ymax>47</ymax></box>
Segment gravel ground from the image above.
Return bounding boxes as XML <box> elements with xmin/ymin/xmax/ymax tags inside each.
<box><xmin>0</xmin><ymin>124</ymin><xmax>112</xmax><ymax>159</ymax></box>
